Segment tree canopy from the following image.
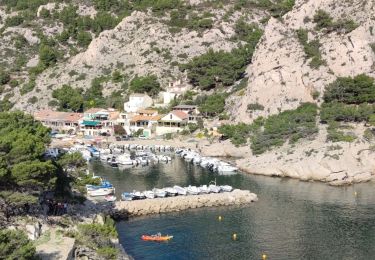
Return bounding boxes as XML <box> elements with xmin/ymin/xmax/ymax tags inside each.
<box><xmin>129</xmin><ymin>75</ymin><xmax>161</xmax><ymax>97</ymax></box>
<box><xmin>0</xmin><ymin>112</ymin><xmax>55</xmax><ymax>191</ymax></box>
<box><xmin>52</xmin><ymin>85</ymin><xmax>84</xmax><ymax>112</ymax></box>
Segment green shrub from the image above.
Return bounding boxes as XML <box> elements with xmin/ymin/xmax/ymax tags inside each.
<box><xmin>97</xmin><ymin>247</ymin><xmax>118</xmax><ymax>259</ymax></box>
<box><xmin>20</xmin><ymin>80</ymin><xmax>36</xmax><ymax>95</ymax></box>
<box><xmin>247</xmin><ymin>103</ymin><xmax>264</xmax><ymax>111</ymax></box>
<box><xmin>77</xmin><ymin>31</ymin><xmax>93</xmax><ymax>47</ymax></box>
<box><xmin>370</xmin><ymin>43</ymin><xmax>375</xmax><ymax>55</ymax></box>
<box><xmin>323</xmin><ymin>74</ymin><xmax>375</xmax><ymax>104</ymax></box>
<box><xmin>296</xmin><ymin>28</ymin><xmax>325</xmax><ymax>68</ymax></box>
<box><xmin>28</xmin><ymin>96</ymin><xmax>38</xmax><ymax>104</ymax></box>
<box><xmin>0</xmin><ymin>70</ymin><xmax>10</xmax><ymax>85</ymax></box>
<box><xmin>313</xmin><ymin>9</ymin><xmax>358</xmax><ymax>33</ymax></box>
<box><xmin>251</xmin><ymin>103</ymin><xmax>318</xmax><ymax>154</ymax></box>
<box><xmin>5</xmin><ymin>15</ymin><xmax>24</xmax><ymax>27</ymax></box>
<box><xmin>0</xmin><ymin>229</ymin><xmax>36</xmax><ymax>260</ymax></box>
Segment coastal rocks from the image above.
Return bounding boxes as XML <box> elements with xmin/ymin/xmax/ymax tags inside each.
<box><xmin>113</xmin><ymin>190</ymin><xmax>257</xmax><ymax>217</ymax></box>
<box><xmin>25</xmin><ymin>222</ymin><xmax>42</xmax><ymax>240</ymax></box>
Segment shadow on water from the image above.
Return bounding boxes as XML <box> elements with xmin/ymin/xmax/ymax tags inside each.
<box><xmin>90</xmin><ymin>157</ymin><xmax>375</xmax><ymax>260</ymax></box>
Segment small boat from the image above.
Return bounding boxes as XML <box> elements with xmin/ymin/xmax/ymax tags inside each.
<box><xmin>141</xmin><ymin>234</ymin><xmax>173</xmax><ymax>242</ymax></box>
<box><xmin>88</xmin><ymin>187</ymin><xmax>115</xmax><ymax>197</ymax></box>
<box><xmin>198</xmin><ymin>185</ymin><xmax>210</xmax><ymax>194</ymax></box>
<box><xmin>153</xmin><ymin>188</ymin><xmax>167</xmax><ymax>198</ymax></box>
<box><xmin>216</xmin><ymin>162</ymin><xmax>238</xmax><ymax>173</ymax></box>
<box><xmin>144</xmin><ymin>190</ymin><xmax>155</xmax><ymax>199</ymax></box>
<box><xmin>141</xmin><ymin>233</ymin><xmax>173</xmax><ymax>242</ymax></box>
<box><xmin>186</xmin><ymin>185</ymin><xmax>200</xmax><ymax>195</ymax></box>
<box><xmin>164</xmin><ymin>187</ymin><xmax>178</xmax><ymax>196</ymax></box>
<box><xmin>86</xmin><ymin>181</ymin><xmax>113</xmax><ymax>191</ymax></box>
<box><xmin>173</xmin><ymin>185</ymin><xmax>187</xmax><ymax>196</ymax></box>
<box><xmin>208</xmin><ymin>184</ymin><xmax>221</xmax><ymax>193</ymax></box>
<box><xmin>107</xmin><ymin>156</ymin><xmax>118</xmax><ymax>167</ymax></box>
<box><xmin>121</xmin><ymin>192</ymin><xmax>133</xmax><ymax>201</ymax></box>
<box><xmin>132</xmin><ymin>191</ymin><xmax>146</xmax><ymax>200</ymax></box>
<box><xmin>220</xmin><ymin>185</ymin><xmax>233</xmax><ymax>192</ymax></box>
<box><xmin>117</xmin><ymin>154</ymin><xmax>134</xmax><ymax>165</ymax></box>
<box><xmin>105</xmin><ymin>195</ymin><xmax>116</xmax><ymax>202</ymax></box>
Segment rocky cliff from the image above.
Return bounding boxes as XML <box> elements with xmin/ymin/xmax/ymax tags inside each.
<box><xmin>233</xmin><ymin>0</ymin><xmax>375</xmax><ymax>122</ymax></box>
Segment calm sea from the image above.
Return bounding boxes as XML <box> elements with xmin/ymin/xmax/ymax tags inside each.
<box><xmin>90</xmin><ymin>156</ymin><xmax>375</xmax><ymax>260</ymax></box>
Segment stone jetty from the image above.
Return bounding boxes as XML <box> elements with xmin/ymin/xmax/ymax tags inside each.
<box><xmin>113</xmin><ymin>189</ymin><xmax>257</xmax><ymax>217</ymax></box>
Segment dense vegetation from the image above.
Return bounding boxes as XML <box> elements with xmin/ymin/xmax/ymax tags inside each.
<box><xmin>219</xmin><ymin>103</ymin><xmax>318</xmax><ymax>153</ymax></box>
<box><xmin>198</xmin><ymin>93</ymin><xmax>227</xmax><ymax>117</ymax></box>
<box><xmin>313</xmin><ymin>10</ymin><xmax>358</xmax><ymax>33</ymax></box>
<box><xmin>320</xmin><ymin>74</ymin><xmax>375</xmax><ymax>142</ymax></box>
<box><xmin>181</xmin><ymin>21</ymin><xmax>262</xmax><ymax>90</ymax></box>
<box><xmin>0</xmin><ymin>229</ymin><xmax>36</xmax><ymax>260</ymax></box>
<box><xmin>129</xmin><ymin>75</ymin><xmax>161</xmax><ymax>97</ymax></box>
<box><xmin>251</xmin><ymin>103</ymin><xmax>318</xmax><ymax>154</ymax></box>
<box><xmin>75</xmin><ymin>215</ymin><xmax>119</xmax><ymax>259</ymax></box>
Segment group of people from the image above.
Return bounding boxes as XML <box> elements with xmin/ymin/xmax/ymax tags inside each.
<box><xmin>42</xmin><ymin>200</ymin><xmax>68</xmax><ymax>216</ymax></box>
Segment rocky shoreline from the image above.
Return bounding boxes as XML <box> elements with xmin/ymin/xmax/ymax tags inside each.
<box><xmin>112</xmin><ymin>189</ymin><xmax>257</xmax><ymax>217</ymax></box>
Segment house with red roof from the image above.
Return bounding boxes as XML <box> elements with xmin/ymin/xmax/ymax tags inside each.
<box><xmin>34</xmin><ymin>110</ymin><xmax>83</xmax><ymax>134</ymax></box>
<box><xmin>156</xmin><ymin>110</ymin><xmax>189</xmax><ymax>135</ymax></box>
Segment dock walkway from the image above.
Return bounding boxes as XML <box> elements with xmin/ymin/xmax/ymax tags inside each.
<box><xmin>113</xmin><ymin>189</ymin><xmax>257</xmax><ymax>217</ymax></box>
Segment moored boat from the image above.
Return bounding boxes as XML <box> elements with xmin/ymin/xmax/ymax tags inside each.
<box><xmin>164</xmin><ymin>187</ymin><xmax>178</xmax><ymax>196</ymax></box>
<box><xmin>220</xmin><ymin>185</ymin><xmax>233</xmax><ymax>192</ymax></box>
<box><xmin>198</xmin><ymin>185</ymin><xmax>210</xmax><ymax>194</ymax></box>
<box><xmin>121</xmin><ymin>192</ymin><xmax>133</xmax><ymax>201</ymax></box>
<box><xmin>88</xmin><ymin>187</ymin><xmax>115</xmax><ymax>197</ymax></box>
<box><xmin>208</xmin><ymin>184</ymin><xmax>221</xmax><ymax>193</ymax></box>
<box><xmin>153</xmin><ymin>188</ymin><xmax>167</xmax><ymax>198</ymax></box>
<box><xmin>186</xmin><ymin>185</ymin><xmax>200</xmax><ymax>195</ymax></box>
<box><xmin>173</xmin><ymin>185</ymin><xmax>187</xmax><ymax>195</ymax></box>
<box><xmin>144</xmin><ymin>190</ymin><xmax>155</xmax><ymax>199</ymax></box>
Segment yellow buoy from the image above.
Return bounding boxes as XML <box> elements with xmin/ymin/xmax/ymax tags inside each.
<box><xmin>262</xmin><ymin>253</ymin><xmax>267</xmax><ymax>260</ymax></box>
<box><xmin>232</xmin><ymin>233</ymin><xmax>237</xmax><ymax>240</ymax></box>
<box><xmin>218</xmin><ymin>216</ymin><xmax>222</xmax><ymax>221</ymax></box>
<box><xmin>354</xmin><ymin>191</ymin><xmax>357</xmax><ymax>196</ymax></box>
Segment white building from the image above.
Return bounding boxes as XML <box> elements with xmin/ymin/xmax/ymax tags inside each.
<box><xmin>124</xmin><ymin>94</ymin><xmax>153</xmax><ymax>113</ymax></box>
<box><xmin>156</xmin><ymin>111</ymin><xmax>189</xmax><ymax>136</ymax></box>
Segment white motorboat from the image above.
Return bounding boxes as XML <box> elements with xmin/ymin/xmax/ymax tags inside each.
<box><xmin>88</xmin><ymin>187</ymin><xmax>115</xmax><ymax>197</ymax></box>
<box><xmin>186</xmin><ymin>185</ymin><xmax>200</xmax><ymax>195</ymax></box>
<box><xmin>132</xmin><ymin>191</ymin><xmax>145</xmax><ymax>200</ymax></box>
<box><xmin>198</xmin><ymin>185</ymin><xmax>210</xmax><ymax>194</ymax></box>
<box><xmin>173</xmin><ymin>185</ymin><xmax>187</xmax><ymax>195</ymax></box>
<box><xmin>153</xmin><ymin>188</ymin><xmax>167</xmax><ymax>198</ymax></box>
<box><xmin>144</xmin><ymin>190</ymin><xmax>155</xmax><ymax>199</ymax></box>
<box><xmin>220</xmin><ymin>185</ymin><xmax>233</xmax><ymax>192</ymax></box>
<box><xmin>107</xmin><ymin>156</ymin><xmax>118</xmax><ymax>167</ymax></box>
<box><xmin>164</xmin><ymin>187</ymin><xmax>178</xmax><ymax>196</ymax></box>
<box><xmin>208</xmin><ymin>184</ymin><xmax>221</xmax><ymax>193</ymax></box>
<box><xmin>216</xmin><ymin>162</ymin><xmax>238</xmax><ymax>173</ymax></box>
<box><xmin>117</xmin><ymin>154</ymin><xmax>134</xmax><ymax>165</ymax></box>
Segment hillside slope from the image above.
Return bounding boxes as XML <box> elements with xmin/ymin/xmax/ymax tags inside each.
<box><xmin>233</xmin><ymin>0</ymin><xmax>375</xmax><ymax>122</ymax></box>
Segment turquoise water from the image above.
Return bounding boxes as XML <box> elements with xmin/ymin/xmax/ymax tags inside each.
<box><xmin>91</xmin><ymin>157</ymin><xmax>375</xmax><ymax>259</ymax></box>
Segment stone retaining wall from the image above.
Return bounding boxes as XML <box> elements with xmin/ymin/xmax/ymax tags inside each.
<box><xmin>113</xmin><ymin>189</ymin><xmax>257</xmax><ymax>217</ymax></box>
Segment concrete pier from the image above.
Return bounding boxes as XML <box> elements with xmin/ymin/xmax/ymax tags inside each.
<box><xmin>112</xmin><ymin>189</ymin><xmax>257</xmax><ymax>217</ymax></box>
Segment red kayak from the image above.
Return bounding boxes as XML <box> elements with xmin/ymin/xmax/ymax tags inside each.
<box><xmin>141</xmin><ymin>233</ymin><xmax>173</xmax><ymax>242</ymax></box>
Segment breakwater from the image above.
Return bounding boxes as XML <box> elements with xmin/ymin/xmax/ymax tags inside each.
<box><xmin>112</xmin><ymin>189</ymin><xmax>257</xmax><ymax>217</ymax></box>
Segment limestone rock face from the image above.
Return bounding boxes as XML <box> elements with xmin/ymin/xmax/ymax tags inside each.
<box><xmin>233</xmin><ymin>0</ymin><xmax>375</xmax><ymax>123</ymax></box>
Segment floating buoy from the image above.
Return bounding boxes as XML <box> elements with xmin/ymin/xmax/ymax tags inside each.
<box><xmin>218</xmin><ymin>216</ymin><xmax>222</xmax><ymax>221</ymax></box>
<box><xmin>354</xmin><ymin>191</ymin><xmax>357</xmax><ymax>196</ymax></box>
<box><xmin>262</xmin><ymin>254</ymin><xmax>267</xmax><ymax>260</ymax></box>
<box><xmin>232</xmin><ymin>233</ymin><xmax>237</xmax><ymax>240</ymax></box>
